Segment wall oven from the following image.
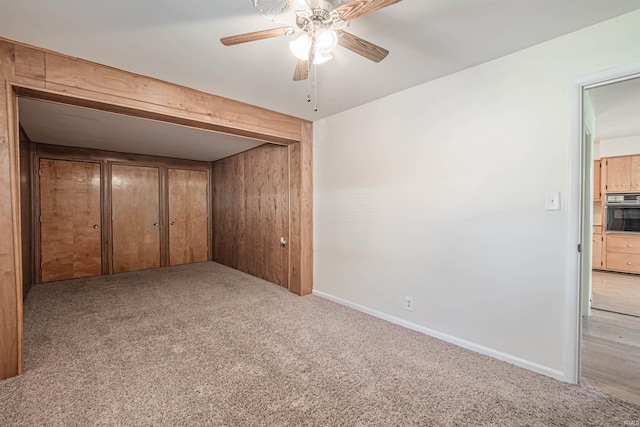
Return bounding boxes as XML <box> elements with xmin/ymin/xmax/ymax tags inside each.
<box><xmin>605</xmin><ymin>193</ymin><xmax>640</xmax><ymax>233</ymax></box>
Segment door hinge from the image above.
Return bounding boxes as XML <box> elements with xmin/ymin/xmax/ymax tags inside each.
<box><xmin>40</xmin><ymin>262</ymin><xmax>42</xmax><ymax>268</ymax></box>
<box><xmin>605</xmin><ymin>185</ymin><xmax>608</xmax><ymax>190</ymax></box>
<box><xmin>606</xmin><ymin>160</ymin><xmax>608</xmax><ymax>166</ymax></box>
<box><xmin>39</xmin><ymin>215</ymin><xmax>42</xmax><ymax>223</ymax></box>
<box><xmin>38</xmin><ymin>169</ymin><xmax>41</xmax><ymax>176</ymax></box>
<box><xmin>577</xmin><ymin>243</ymin><xmax>582</xmax><ymax>253</ymax></box>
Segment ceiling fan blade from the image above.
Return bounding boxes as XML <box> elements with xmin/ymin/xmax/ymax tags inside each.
<box><xmin>338</xmin><ymin>31</ymin><xmax>389</xmax><ymax>62</ymax></box>
<box><xmin>293</xmin><ymin>60</ymin><xmax>309</xmax><ymax>81</ymax></box>
<box><xmin>220</xmin><ymin>27</ymin><xmax>295</xmax><ymax>46</ymax></box>
<box><xmin>336</xmin><ymin>0</ymin><xmax>403</xmax><ymax>21</ymax></box>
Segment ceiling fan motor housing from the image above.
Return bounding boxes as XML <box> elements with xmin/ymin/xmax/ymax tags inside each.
<box><xmin>296</xmin><ymin>0</ymin><xmax>347</xmax><ymax>35</ymax></box>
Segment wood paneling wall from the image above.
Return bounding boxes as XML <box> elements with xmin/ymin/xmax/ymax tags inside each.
<box><xmin>0</xmin><ymin>37</ymin><xmax>312</xmax><ymax>380</ymax></box>
<box><xmin>213</xmin><ymin>144</ymin><xmax>290</xmax><ymax>288</ymax></box>
<box><xmin>212</xmin><ymin>154</ymin><xmax>245</xmax><ymax>270</ymax></box>
<box><xmin>19</xmin><ymin>130</ymin><xmax>32</xmax><ymax>297</ymax></box>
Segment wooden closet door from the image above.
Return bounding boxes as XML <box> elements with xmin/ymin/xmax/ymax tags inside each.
<box><xmin>168</xmin><ymin>169</ymin><xmax>208</xmax><ymax>265</ymax></box>
<box><xmin>111</xmin><ymin>164</ymin><xmax>161</xmax><ymax>273</ymax></box>
<box><xmin>40</xmin><ymin>159</ymin><xmax>102</xmax><ymax>283</ymax></box>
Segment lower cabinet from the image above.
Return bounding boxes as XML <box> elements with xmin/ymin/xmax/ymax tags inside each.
<box><xmin>592</xmin><ymin>228</ymin><xmax>603</xmax><ymax>270</ymax></box>
<box><xmin>605</xmin><ymin>234</ymin><xmax>640</xmax><ymax>274</ymax></box>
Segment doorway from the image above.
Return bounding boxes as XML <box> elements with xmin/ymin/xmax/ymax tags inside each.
<box><xmin>580</xmin><ymin>75</ymin><xmax>640</xmax><ymax>405</ymax></box>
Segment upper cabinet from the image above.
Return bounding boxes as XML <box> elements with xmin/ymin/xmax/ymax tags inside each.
<box><xmin>605</xmin><ymin>156</ymin><xmax>631</xmax><ymax>192</ymax></box>
<box><xmin>603</xmin><ymin>155</ymin><xmax>640</xmax><ymax>193</ymax></box>
<box><xmin>594</xmin><ymin>160</ymin><xmax>601</xmax><ymax>201</ymax></box>
<box><xmin>630</xmin><ymin>156</ymin><xmax>640</xmax><ymax>191</ymax></box>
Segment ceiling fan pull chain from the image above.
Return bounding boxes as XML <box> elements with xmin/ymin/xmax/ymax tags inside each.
<box><xmin>314</xmin><ymin>63</ymin><xmax>318</xmax><ymax>112</ymax></box>
<box><xmin>307</xmin><ymin>62</ymin><xmax>311</xmax><ymax>103</ymax></box>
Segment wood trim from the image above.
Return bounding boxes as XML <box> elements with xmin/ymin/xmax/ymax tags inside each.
<box><xmin>288</xmin><ymin>122</ymin><xmax>313</xmax><ymax>296</ymax></box>
<box><xmin>101</xmin><ymin>160</ymin><xmax>110</xmax><ymax>276</ymax></box>
<box><xmin>34</xmin><ymin>143</ymin><xmax>210</xmax><ymax>170</ymax></box>
<box><xmin>15</xmin><ymin>85</ymin><xmax>298</xmax><ymax>147</ymax></box>
<box><xmin>8</xmin><ymin>83</ymin><xmax>23</xmax><ymax>375</ymax></box>
<box><xmin>288</xmin><ymin>143</ymin><xmax>301</xmax><ymax>294</ymax></box>
<box><xmin>14</xmin><ymin>45</ymin><xmax>45</xmax><ymax>88</ymax></box>
<box><xmin>300</xmin><ymin>122</ymin><xmax>313</xmax><ymax>296</ymax></box>
<box><xmin>0</xmin><ymin>41</ymin><xmax>22</xmax><ymax>378</ymax></box>
<box><xmin>0</xmin><ymin>37</ymin><xmax>313</xmax><ymax>380</ymax></box>
<box><xmin>107</xmin><ymin>163</ymin><xmax>114</xmax><ymax>275</ymax></box>
<box><xmin>160</xmin><ymin>166</ymin><xmax>169</xmax><ymax>268</ymax></box>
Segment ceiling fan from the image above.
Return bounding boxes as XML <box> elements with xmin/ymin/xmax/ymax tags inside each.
<box><xmin>221</xmin><ymin>0</ymin><xmax>403</xmax><ymax>82</ymax></box>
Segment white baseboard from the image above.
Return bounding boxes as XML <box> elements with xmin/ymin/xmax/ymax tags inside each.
<box><xmin>312</xmin><ymin>289</ymin><xmax>568</xmax><ymax>383</ymax></box>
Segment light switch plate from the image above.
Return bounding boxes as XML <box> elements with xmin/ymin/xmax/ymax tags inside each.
<box><xmin>545</xmin><ymin>192</ymin><xmax>561</xmax><ymax>211</ymax></box>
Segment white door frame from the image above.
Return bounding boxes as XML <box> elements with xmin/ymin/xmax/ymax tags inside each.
<box><xmin>570</xmin><ymin>61</ymin><xmax>640</xmax><ymax>384</ymax></box>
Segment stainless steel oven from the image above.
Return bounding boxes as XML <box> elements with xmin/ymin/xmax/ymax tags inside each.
<box><xmin>605</xmin><ymin>193</ymin><xmax>640</xmax><ymax>233</ymax></box>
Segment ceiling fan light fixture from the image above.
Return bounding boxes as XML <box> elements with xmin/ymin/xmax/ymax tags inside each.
<box><xmin>289</xmin><ymin>33</ymin><xmax>311</xmax><ymax>60</ymax></box>
<box><xmin>292</xmin><ymin>0</ymin><xmax>308</xmax><ymax>10</ymax></box>
<box><xmin>316</xmin><ymin>29</ymin><xmax>338</xmax><ymax>53</ymax></box>
<box><xmin>313</xmin><ymin>50</ymin><xmax>333</xmax><ymax>64</ymax></box>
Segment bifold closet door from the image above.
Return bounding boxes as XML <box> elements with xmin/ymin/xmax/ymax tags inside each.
<box><xmin>111</xmin><ymin>164</ymin><xmax>161</xmax><ymax>273</ymax></box>
<box><xmin>168</xmin><ymin>169</ymin><xmax>208</xmax><ymax>265</ymax></box>
<box><xmin>40</xmin><ymin>159</ymin><xmax>102</xmax><ymax>283</ymax></box>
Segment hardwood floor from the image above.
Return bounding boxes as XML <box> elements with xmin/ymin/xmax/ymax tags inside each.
<box><xmin>582</xmin><ymin>308</ymin><xmax>640</xmax><ymax>406</ymax></box>
<box><xmin>592</xmin><ymin>271</ymin><xmax>640</xmax><ymax>317</ymax></box>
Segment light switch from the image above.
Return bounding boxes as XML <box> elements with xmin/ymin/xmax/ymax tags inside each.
<box><xmin>545</xmin><ymin>192</ymin><xmax>561</xmax><ymax>211</ymax></box>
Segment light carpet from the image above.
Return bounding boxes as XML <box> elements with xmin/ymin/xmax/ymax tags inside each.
<box><xmin>1</xmin><ymin>262</ymin><xmax>638</xmax><ymax>426</ymax></box>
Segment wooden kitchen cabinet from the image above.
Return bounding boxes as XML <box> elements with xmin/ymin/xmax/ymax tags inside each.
<box><xmin>630</xmin><ymin>156</ymin><xmax>640</xmax><ymax>191</ymax></box>
<box><xmin>594</xmin><ymin>160</ymin><xmax>601</xmax><ymax>201</ymax></box>
<box><xmin>605</xmin><ymin>234</ymin><xmax>640</xmax><ymax>274</ymax></box>
<box><xmin>603</xmin><ymin>155</ymin><xmax>640</xmax><ymax>193</ymax></box>
<box><xmin>605</xmin><ymin>156</ymin><xmax>631</xmax><ymax>192</ymax></box>
<box><xmin>592</xmin><ymin>225</ymin><xmax>603</xmax><ymax>270</ymax></box>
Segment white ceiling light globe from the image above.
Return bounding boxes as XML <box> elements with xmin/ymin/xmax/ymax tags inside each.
<box><xmin>316</xmin><ymin>30</ymin><xmax>338</xmax><ymax>53</ymax></box>
<box><xmin>289</xmin><ymin>34</ymin><xmax>311</xmax><ymax>60</ymax></box>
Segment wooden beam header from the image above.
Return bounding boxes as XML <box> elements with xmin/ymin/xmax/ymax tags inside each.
<box><xmin>1</xmin><ymin>37</ymin><xmax>309</xmax><ymax>144</ymax></box>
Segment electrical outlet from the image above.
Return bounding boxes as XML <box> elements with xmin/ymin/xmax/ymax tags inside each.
<box><xmin>405</xmin><ymin>296</ymin><xmax>414</xmax><ymax>311</ymax></box>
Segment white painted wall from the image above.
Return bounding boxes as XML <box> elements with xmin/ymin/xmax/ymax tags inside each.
<box><xmin>599</xmin><ymin>135</ymin><xmax>640</xmax><ymax>157</ymax></box>
<box><xmin>313</xmin><ymin>10</ymin><xmax>640</xmax><ymax>382</ymax></box>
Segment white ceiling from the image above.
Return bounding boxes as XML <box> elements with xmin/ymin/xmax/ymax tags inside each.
<box><xmin>19</xmin><ymin>98</ymin><xmax>264</xmax><ymax>161</ymax></box>
<box><xmin>2</xmin><ymin>0</ymin><xmax>639</xmax><ymax>121</ymax></box>
<box><xmin>588</xmin><ymin>77</ymin><xmax>640</xmax><ymax>142</ymax></box>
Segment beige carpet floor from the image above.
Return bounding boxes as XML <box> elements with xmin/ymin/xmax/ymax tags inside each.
<box><xmin>1</xmin><ymin>262</ymin><xmax>639</xmax><ymax>426</ymax></box>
